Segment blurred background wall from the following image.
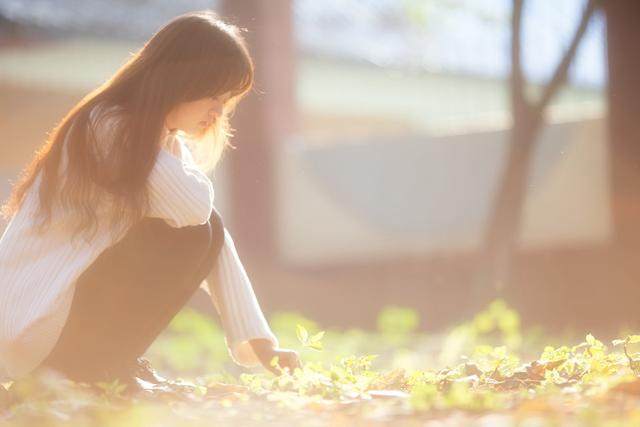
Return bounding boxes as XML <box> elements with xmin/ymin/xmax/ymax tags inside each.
<box><xmin>0</xmin><ymin>0</ymin><xmax>638</xmax><ymax>337</ymax></box>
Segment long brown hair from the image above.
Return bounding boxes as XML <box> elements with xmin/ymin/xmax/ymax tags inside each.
<box><xmin>1</xmin><ymin>10</ymin><xmax>253</xmax><ymax>244</ymax></box>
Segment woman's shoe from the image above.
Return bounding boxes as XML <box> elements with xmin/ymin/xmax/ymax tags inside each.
<box><xmin>130</xmin><ymin>357</ymin><xmax>168</xmax><ymax>386</ymax></box>
<box><xmin>118</xmin><ymin>357</ymin><xmax>198</xmax><ymax>399</ymax></box>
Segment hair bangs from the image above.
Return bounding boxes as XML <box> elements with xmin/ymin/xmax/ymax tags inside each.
<box><xmin>181</xmin><ymin>49</ymin><xmax>253</xmax><ymax>103</ymax></box>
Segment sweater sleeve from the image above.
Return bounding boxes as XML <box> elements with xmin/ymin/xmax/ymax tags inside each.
<box><xmin>145</xmin><ymin>137</ymin><xmax>214</xmax><ymax>228</ymax></box>
<box><xmin>200</xmin><ymin>228</ymin><xmax>279</xmax><ymax>367</ymax></box>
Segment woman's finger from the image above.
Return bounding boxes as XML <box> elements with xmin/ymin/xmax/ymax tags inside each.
<box><xmin>284</xmin><ymin>352</ymin><xmax>301</xmax><ymax>370</ymax></box>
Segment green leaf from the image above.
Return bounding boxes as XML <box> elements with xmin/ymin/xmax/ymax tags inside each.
<box><xmin>309</xmin><ymin>331</ymin><xmax>325</xmax><ymax>343</ymax></box>
<box><xmin>94</xmin><ymin>382</ymin><xmax>109</xmax><ymax>391</ymax></box>
<box><xmin>296</xmin><ymin>324</ymin><xmax>309</xmax><ymax>344</ymax></box>
<box><xmin>270</xmin><ymin>356</ymin><xmax>280</xmax><ymax>368</ymax></box>
<box><xmin>377</xmin><ymin>306</ymin><xmax>420</xmax><ymax>335</ymax></box>
<box><xmin>492</xmin><ymin>346</ymin><xmax>507</xmax><ymax>359</ymax></box>
<box><xmin>628</xmin><ymin>335</ymin><xmax>640</xmax><ymax>344</ymax></box>
<box><xmin>307</xmin><ymin>341</ymin><xmax>324</xmax><ymax>351</ymax></box>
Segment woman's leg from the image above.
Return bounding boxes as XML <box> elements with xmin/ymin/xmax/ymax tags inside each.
<box><xmin>39</xmin><ymin>208</ymin><xmax>225</xmax><ymax>383</ymax></box>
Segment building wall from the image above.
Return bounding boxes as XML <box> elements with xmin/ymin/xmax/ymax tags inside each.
<box><xmin>276</xmin><ymin>117</ymin><xmax>610</xmax><ymax>266</ymax></box>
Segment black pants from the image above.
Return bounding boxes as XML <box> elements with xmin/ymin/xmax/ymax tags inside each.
<box><xmin>39</xmin><ymin>208</ymin><xmax>225</xmax><ymax>383</ymax></box>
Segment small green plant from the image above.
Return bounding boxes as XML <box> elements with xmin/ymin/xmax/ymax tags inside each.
<box><xmin>94</xmin><ymin>378</ymin><xmax>128</xmax><ymax>400</ymax></box>
<box><xmin>377</xmin><ymin>306</ymin><xmax>419</xmax><ymax>336</ymax></box>
<box><xmin>296</xmin><ymin>324</ymin><xmax>325</xmax><ymax>351</ymax></box>
<box><xmin>612</xmin><ymin>334</ymin><xmax>640</xmax><ymax>375</ymax></box>
<box><xmin>12</xmin><ymin>300</ymin><xmax>639</xmax><ymax>426</ymax></box>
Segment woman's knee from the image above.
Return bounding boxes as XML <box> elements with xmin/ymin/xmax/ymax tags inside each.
<box><xmin>179</xmin><ymin>208</ymin><xmax>224</xmax><ymax>260</ymax></box>
<box><xmin>181</xmin><ymin>208</ymin><xmax>224</xmax><ymax>278</ymax></box>
<box><xmin>134</xmin><ymin>208</ymin><xmax>224</xmax><ymax>262</ymax></box>
<box><xmin>208</xmin><ymin>207</ymin><xmax>225</xmax><ymax>256</ymax></box>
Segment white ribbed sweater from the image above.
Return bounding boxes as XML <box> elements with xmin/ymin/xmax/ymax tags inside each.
<box><xmin>0</xmin><ymin>104</ymin><xmax>277</xmax><ymax>382</ymax></box>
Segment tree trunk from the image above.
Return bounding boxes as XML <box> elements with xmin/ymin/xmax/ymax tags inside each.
<box><xmin>220</xmin><ymin>0</ymin><xmax>296</xmax><ymax>258</ymax></box>
<box><xmin>479</xmin><ymin>0</ymin><xmax>597</xmax><ymax>292</ymax></box>
<box><xmin>603</xmin><ymin>0</ymin><xmax>640</xmax><ymax>253</ymax></box>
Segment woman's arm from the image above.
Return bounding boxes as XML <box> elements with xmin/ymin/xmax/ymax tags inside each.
<box><xmin>201</xmin><ymin>229</ymin><xmax>300</xmax><ymax>373</ymax></box>
<box><xmin>145</xmin><ymin>135</ymin><xmax>214</xmax><ymax>228</ymax></box>
<box><xmin>248</xmin><ymin>338</ymin><xmax>301</xmax><ymax>375</ymax></box>
<box><xmin>145</xmin><ymin>130</ymin><xmax>299</xmax><ymax>372</ymax></box>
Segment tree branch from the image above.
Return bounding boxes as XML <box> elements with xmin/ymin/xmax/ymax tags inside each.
<box><xmin>510</xmin><ymin>0</ymin><xmax>527</xmax><ymax>115</ymax></box>
<box><xmin>533</xmin><ymin>0</ymin><xmax>598</xmax><ymax>116</ymax></box>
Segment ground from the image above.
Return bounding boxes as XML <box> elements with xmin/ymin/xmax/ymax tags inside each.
<box><xmin>2</xmin><ymin>300</ymin><xmax>640</xmax><ymax>426</ymax></box>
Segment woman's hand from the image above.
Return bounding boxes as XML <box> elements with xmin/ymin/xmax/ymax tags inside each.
<box><xmin>249</xmin><ymin>339</ymin><xmax>301</xmax><ymax>375</ymax></box>
<box><xmin>166</xmin><ymin>137</ymin><xmax>182</xmax><ymax>158</ymax></box>
<box><xmin>161</xmin><ymin>131</ymin><xmax>182</xmax><ymax>158</ymax></box>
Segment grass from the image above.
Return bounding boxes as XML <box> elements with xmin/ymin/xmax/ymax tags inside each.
<box><xmin>2</xmin><ymin>300</ymin><xmax>640</xmax><ymax>426</ymax></box>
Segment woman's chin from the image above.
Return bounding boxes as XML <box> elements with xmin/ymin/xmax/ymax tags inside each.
<box><xmin>183</xmin><ymin>127</ymin><xmax>206</xmax><ymax>139</ymax></box>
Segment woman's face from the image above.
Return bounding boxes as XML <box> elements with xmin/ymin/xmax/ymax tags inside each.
<box><xmin>164</xmin><ymin>92</ymin><xmax>232</xmax><ymax>138</ymax></box>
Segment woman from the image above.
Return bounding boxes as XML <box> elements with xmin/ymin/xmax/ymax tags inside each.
<box><xmin>0</xmin><ymin>10</ymin><xmax>299</xmax><ymax>393</ymax></box>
